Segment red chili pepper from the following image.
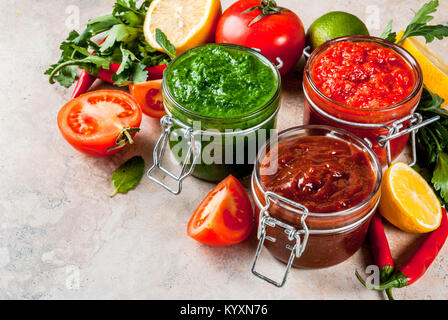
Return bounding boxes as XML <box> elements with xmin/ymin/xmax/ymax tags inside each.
<box><xmin>356</xmin><ymin>207</ymin><xmax>448</xmax><ymax>297</ymax></box>
<box><xmin>367</xmin><ymin>213</ymin><xmax>395</xmax><ymax>299</ymax></box>
<box><xmin>71</xmin><ymin>39</ymin><xmax>106</xmax><ymax>98</ymax></box>
<box><xmin>71</xmin><ymin>70</ymin><xmax>97</xmax><ymax>99</ymax></box>
<box><xmin>98</xmin><ymin>64</ymin><xmax>167</xmax><ymax>84</ymax></box>
<box><xmin>369</xmin><ymin>213</ymin><xmax>394</xmax><ymax>280</ymax></box>
<box><xmin>70</xmin><ymin>64</ymin><xmax>167</xmax><ymax>98</ymax></box>
<box><xmin>70</xmin><ymin>36</ymin><xmax>167</xmax><ymax>97</ymax></box>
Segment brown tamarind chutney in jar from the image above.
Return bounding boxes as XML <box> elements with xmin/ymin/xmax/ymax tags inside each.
<box><xmin>251</xmin><ymin>126</ymin><xmax>381</xmax><ymax>270</ymax></box>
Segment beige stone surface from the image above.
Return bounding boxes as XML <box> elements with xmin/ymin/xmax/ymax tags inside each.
<box><xmin>1</xmin><ymin>0</ymin><xmax>447</xmax><ymax>300</ymax></box>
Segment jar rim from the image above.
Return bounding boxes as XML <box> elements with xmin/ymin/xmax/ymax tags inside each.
<box><xmin>304</xmin><ymin>35</ymin><xmax>423</xmax><ymax>113</ymax></box>
<box><xmin>162</xmin><ymin>43</ymin><xmax>282</xmax><ymax>123</ymax></box>
<box><xmin>253</xmin><ymin>125</ymin><xmax>382</xmax><ymax>218</ymax></box>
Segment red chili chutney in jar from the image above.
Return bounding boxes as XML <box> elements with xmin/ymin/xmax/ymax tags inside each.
<box><xmin>260</xmin><ymin>136</ymin><xmax>375</xmax><ymax>213</ymax></box>
<box><xmin>312</xmin><ymin>41</ymin><xmax>415</xmax><ymax>109</ymax></box>
<box><xmin>303</xmin><ymin>36</ymin><xmax>423</xmax><ymax>166</ymax></box>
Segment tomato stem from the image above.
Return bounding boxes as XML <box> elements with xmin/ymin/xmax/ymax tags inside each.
<box><xmin>241</xmin><ymin>0</ymin><xmax>288</xmax><ymax>26</ymax></box>
<box><xmin>122</xmin><ymin>128</ymin><xmax>135</xmax><ymax>145</ymax></box>
<box><xmin>107</xmin><ymin>127</ymin><xmax>140</xmax><ymax>153</ymax></box>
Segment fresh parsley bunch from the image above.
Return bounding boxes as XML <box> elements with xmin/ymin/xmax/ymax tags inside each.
<box><xmin>381</xmin><ymin>0</ymin><xmax>448</xmax><ymax>44</ymax></box>
<box><xmin>415</xmin><ymin>89</ymin><xmax>448</xmax><ymax>205</ymax></box>
<box><xmin>45</xmin><ymin>0</ymin><xmax>170</xmax><ymax>87</ymax></box>
<box><xmin>380</xmin><ymin>0</ymin><xmax>448</xmax><ymax>204</ymax></box>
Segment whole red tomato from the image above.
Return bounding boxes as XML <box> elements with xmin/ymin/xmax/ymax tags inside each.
<box><xmin>216</xmin><ymin>0</ymin><xmax>305</xmax><ymax>76</ymax></box>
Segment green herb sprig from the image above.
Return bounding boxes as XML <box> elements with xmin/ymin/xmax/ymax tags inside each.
<box><xmin>379</xmin><ymin>0</ymin><xmax>448</xmax><ymax>205</ymax></box>
<box><xmin>111</xmin><ymin>156</ymin><xmax>145</xmax><ymax>198</ymax></box>
<box><xmin>45</xmin><ymin>0</ymin><xmax>170</xmax><ymax>88</ymax></box>
<box><xmin>415</xmin><ymin>88</ymin><xmax>448</xmax><ymax>205</ymax></box>
<box><xmin>381</xmin><ymin>0</ymin><xmax>448</xmax><ymax>44</ymax></box>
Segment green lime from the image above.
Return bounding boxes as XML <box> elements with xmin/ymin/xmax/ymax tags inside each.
<box><xmin>306</xmin><ymin>11</ymin><xmax>370</xmax><ymax>50</ymax></box>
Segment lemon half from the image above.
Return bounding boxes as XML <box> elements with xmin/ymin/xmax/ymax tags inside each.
<box><xmin>398</xmin><ymin>32</ymin><xmax>448</xmax><ymax>107</ymax></box>
<box><xmin>144</xmin><ymin>0</ymin><xmax>222</xmax><ymax>55</ymax></box>
<box><xmin>379</xmin><ymin>162</ymin><xmax>442</xmax><ymax>233</ymax></box>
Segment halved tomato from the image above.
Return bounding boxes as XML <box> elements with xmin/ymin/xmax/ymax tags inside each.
<box><xmin>129</xmin><ymin>79</ymin><xmax>166</xmax><ymax>119</ymax></box>
<box><xmin>57</xmin><ymin>90</ymin><xmax>142</xmax><ymax>157</ymax></box>
<box><xmin>187</xmin><ymin>175</ymin><xmax>254</xmax><ymax>246</ymax></box>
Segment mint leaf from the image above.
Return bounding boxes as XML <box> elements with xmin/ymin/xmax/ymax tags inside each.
<box><xmin>111</xmin><ymin>156</ymin><xmax>145</xmax><ymax>197</ymax></box>
<box><xmin>155</xmin><ymin>29</ymin><xmax>176</xmax><ymax>59</ymax></box>
<box><xmin>432</xmin><ymin>151</ymin><xmax>448</xmax><ymax>203</ymax></box>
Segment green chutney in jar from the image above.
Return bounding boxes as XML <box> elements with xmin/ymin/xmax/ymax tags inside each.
<box><xmin>162</xmin><ymin>43</ymin><xmax>281</xmax><ymax>182</ymax></box>
<box><xmin>166</xmin><ymin>44</ymin><xmax>278</xmax><ymax>119</ymax></box>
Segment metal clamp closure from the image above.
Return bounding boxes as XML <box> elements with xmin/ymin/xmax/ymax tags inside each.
<box><xmin>147</xmin><ymin>116</ymin><xmax>201</xmax><ymax>195</ymax></box>
<box><xmin>303</xmin><ymin>45</ymin><xmax>312</xmax><ymax>60</ymax></box>
<box><xmin>303</xmin><ymin>86</ymin><xmax>440</xmax><ymax>168</ymax></box>
<box><xmin>376</xmin><ymin>113</ymin><xmax>439</xmax><ymax>167</ymax></box>
<box><xmin>251</xmin><ymin>191</ymin><xmax>309</xmax><ymax>287</ymax></box>
<box><xmin>252</xmin><ymin>47</ymin><xmax>284</xmax><ymax>70</ymax></box>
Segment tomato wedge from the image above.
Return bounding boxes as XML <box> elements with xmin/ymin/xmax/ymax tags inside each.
<box><xmin>187</xmin><ymin>175</ymin><xmax>254</xmax><ymax>246</ymax></box>
<box><xmin>129</xmin><ymin>79</ymin><xmax>166</xmax><ymax>119</ymax></box>
<box><xmin>57</xmin><ymin>90</ymin><xmax>142</xmax><ymax>157</ymax></box>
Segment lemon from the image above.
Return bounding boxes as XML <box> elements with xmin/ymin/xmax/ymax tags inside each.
<box><xmin>379</xmin><ymin>162</ymin><xmax>442</xmax><ymax>233</ymax></box>
<box><xmin>306</xmin><ymin>11</ymin><xmax>369</xmax><ymax>50</ymax></box>
<box><xmin>397</xmin><ymin>31</ymin><xmax>448</xmax><ymax>107</ymax></box>
<box><xmin>144</xmin><ymin>0</ymin><xmax>222</xmax><ymax>55</ymax></box>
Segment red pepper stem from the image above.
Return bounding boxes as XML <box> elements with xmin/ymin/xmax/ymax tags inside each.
<box><xmin>355</xmin><ymin>270</ymin><xmax>409</xmax><ymax>291</ymax></box>
<box><xmin>380</xmin><ymin>264</ymin><xmax>394</xmax><ymax>283</ymax></box>
<box><xmin>386</xmin><ymin>288</ymin><xmax>395</xmax><ymax>300</ymax></box>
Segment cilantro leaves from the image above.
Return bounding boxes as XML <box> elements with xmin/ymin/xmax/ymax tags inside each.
<box><xmin>379</xmin><ymin>1</ymin><xmax>448</xmax><ymax>204</ymax></box>
<box><xmin>381</xmin><ymin>0</ymin><xmax>448</xmax><ymax>44</ymax></box>
<box><xmin>433</xmin><ymin>152</ymin><xmax>448</xmax><ymax>202</ymax></box>
<box><xmin>415</xmin><ymin>87</ymin><xmax>448</xmax><ymax>205</ymax></box>
<box><xmin>45</xmin><ymin>0</ymin><xmax>170</xmax><ymax>88</ymax></box>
